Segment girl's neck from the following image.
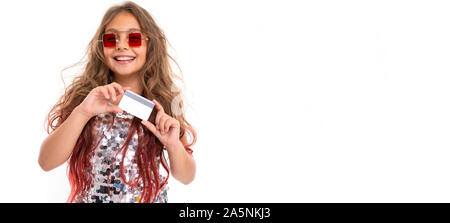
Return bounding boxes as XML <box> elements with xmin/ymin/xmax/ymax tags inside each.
<box><xmin>112</xmin><ymin>73</ymin><xmax>143</xmax><ymax>95</ymax></box>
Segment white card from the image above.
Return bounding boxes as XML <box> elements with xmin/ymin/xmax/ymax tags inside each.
<box><xmin>117</xmin><ymin>90</ymin><xmax>155</xmax><ymax>121</ymax></box>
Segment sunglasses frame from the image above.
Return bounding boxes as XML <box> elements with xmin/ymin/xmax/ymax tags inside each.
<box><xmin>99</xmin><ymin>31</ymin><xmax>149</xmax><ymax>48</ymax></box>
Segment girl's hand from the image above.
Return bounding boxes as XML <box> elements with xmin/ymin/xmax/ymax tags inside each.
<box><xmin>141</xmin><ymin>99</ymin><xmax>181</xmax><ymax>149</ymax></box>
<box><xmin>77</xmin><ymin>82</ymin><xmax>131</xmax><ymax>118</ymax></box>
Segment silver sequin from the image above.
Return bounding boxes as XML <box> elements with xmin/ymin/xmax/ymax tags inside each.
<box><xmin>75</xmin><ymin>111</ymin><xmax>168</xmax><ymax>203</ymax></box>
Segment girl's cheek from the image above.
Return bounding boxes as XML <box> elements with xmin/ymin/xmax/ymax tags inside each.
<box><xmin>135</xmin><ymin>49</ymin><xmax>146</xmax><ymax>64</ymax></box>
<box><xmin>104</xmin><ymin>49</ymin><xmax>114</xmax><ymax>66</ymax></box>
<box><xmin>104</xmin><ymin>48</ymin><xmax>113</xmax><ymax>58</ymax></box>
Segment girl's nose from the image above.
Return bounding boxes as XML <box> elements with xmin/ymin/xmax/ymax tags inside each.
<box><xmin>115</xmin><ymin>33</ymin><xmax>129</xmax><ymax>50</ymax></box>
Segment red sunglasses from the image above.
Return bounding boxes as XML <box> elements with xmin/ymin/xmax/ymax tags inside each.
<box><xmin>100</xmin><ymin>32</ymin><xmax>148</xmax><ymax>48</ymax></box>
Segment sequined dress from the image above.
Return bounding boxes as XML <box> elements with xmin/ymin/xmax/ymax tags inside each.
<box><xmin>75</xmin><ymin>111</ymin><xmax>168</xmax><ymax>203</ymax></box>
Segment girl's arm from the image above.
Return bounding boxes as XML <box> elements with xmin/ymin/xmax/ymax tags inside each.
<box><xmin>141</xmin><ymin>99</ymin><xmax>196</xmax><ymax>185</ymax></box>
<box><xmin>39</xmin><ymin>83</ymin><xmax>127</xmax><ymax>171</ymax></box>
<box><xmin>38</xmin><ymin>106</ymin><xmax>92</xmax><ymax>171</ymax></box>
<box><xmin>165</xmin><ymin>134</ymin><xmax>196</xmax><ymax>185</ymax></box>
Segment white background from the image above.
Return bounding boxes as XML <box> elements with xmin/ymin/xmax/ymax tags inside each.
<box><xmin>1</xmin><ymin>0</ymin><xmax>450</xmax><ymax>202</ymax></box>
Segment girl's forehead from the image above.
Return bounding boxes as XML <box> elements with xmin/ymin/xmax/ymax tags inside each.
<box><xmin>105</xmin><ymin>12</ymin><xmax>141</xmax><ymax>32</ymax></box>
<box><xmin>105</xmin><ymin>28</ymin><xmax>141</xmax><ymax>33</ymax></box>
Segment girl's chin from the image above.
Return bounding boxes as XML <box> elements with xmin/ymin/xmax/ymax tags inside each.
<box><xmin>112</xmin><ymin>69</ymin><xmax>139</xmax><ymax>77</ymax></box>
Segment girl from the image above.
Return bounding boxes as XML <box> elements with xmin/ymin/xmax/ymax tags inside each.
<box><xmin>38</xmin><ymin>1</ymin><xmax>197</xmax><ymax>203</ymax></box>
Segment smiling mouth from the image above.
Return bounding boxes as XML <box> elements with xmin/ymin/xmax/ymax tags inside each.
<box><xmin>113</xmin><ymin>56</ymin><xmax>136</xmax><ymax>62</ymax></box>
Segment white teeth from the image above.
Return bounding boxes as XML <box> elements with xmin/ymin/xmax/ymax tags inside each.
<box><xmin>115</xmin><ymin>56</ymin><xmax>135</xmax><ymax>61</ymax></box>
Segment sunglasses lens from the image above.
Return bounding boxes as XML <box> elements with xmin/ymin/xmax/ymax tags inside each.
<box><xmin>103</xmin><ymin>34</ymin><xmax>116</xmax><ymax>47</ymax></box>
<box><xmin>128</xmin><ymin>33</ymin><xmax>142</xmax><ymax>47</ymax></box>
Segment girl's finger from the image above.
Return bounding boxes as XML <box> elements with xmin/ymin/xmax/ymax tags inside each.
<box><xmin>152</xmin><ymin>99</ymin><xmax>164</xmax><ymax>113</ymax></box>
<box><xmin>105</xmin><ymin>85</ymin><xmax>117</xmax><ymax>101</ymax></box>
<box><xmin>155</xmin><ymin>111</ymin><xmax>165</xmax><ymax>130</ymax></box>
<box><xmin>141</xmin><ymin>120</ymin><xmax>160</xmax><ymax>137</ymax></box>
<box><xmin>98</xmin><ymin>86</ymin><xmax>109</xmax><ymax>100</ymax></box>
<box><xmin>164</xmin><ymin>118</ymin><xmax>173</xmax><ymax>134</ymax></box>
<box><xmin>153</xmin><ymin>99</ymin><xmax>166</xmax><ymax>129</ymax></box>
<box><xmin>106</xmin><ymin>104</ymin><xmax>123</xmax><ymax>114</ymax></box>
<box><xmin>159</xmin><ymin>116</ymin><xmax>169</xmax><ymax>134</ymax></box>
<box><xmin>110</xmin><ymin>82</ymin><xmax>124</xmax><ymax>95</ymax></box>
